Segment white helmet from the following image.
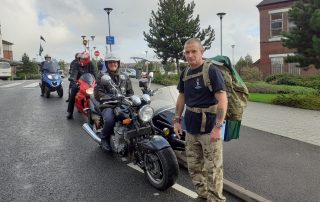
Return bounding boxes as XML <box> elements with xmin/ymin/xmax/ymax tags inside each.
<box><xmin>104</xmin><ymin>53</ymin><xmax>120</xmax><ymax>62</ymax></box>
<box><xmin>104</xmin><ymin>53</ymin><xmax>121</xmax><ymax>72</ymax></box>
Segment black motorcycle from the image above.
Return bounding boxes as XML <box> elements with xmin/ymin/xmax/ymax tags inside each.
<box><xmin>150</xmin><ymin>86</ymin><xmax>187</xmax><ymax>151</ymax></box>
<box><xmin>82</xmin><ymin>74</ymin><xmax>179</xmax><ymax>190</ymax></box>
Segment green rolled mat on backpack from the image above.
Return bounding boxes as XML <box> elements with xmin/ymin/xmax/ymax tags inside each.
<box><xmin>224</xmin><ymin>120</ymin><xmax>241</xmax><ymax>141</ymax></box>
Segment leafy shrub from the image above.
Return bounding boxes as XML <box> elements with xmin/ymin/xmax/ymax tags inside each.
<box><xmin>265</xmin><ymin>74</ymin><xmax>320</xmax><ymax>91</ymax></box>
<box><xmin>153</xmin><ymin>73</ymin><xmax>179</xmax><ymax>86</ymax></box>
<box><xmin>272</xmin><ymin>94</ymin><xmax>320</xmax><ymax>110</ymax></box>
<box><xmin>246</xmin><ymin>82</ymin><xmax>318</xmax><ymax>94</ymax></box>
<box><xmin>14</xmin><ymin>73</ymin><xmax>40</xmax><ymax>80</ymax></box>
<box><xmin>240</xmin><ymin>66</ymin><xmax>263</xmax><ymax>82</ymax></box>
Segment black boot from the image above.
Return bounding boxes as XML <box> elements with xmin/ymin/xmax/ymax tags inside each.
<box><xmin>101</xmin><ymin>138</ymin><xmax>111</xmax><ymax>152</ymax></box>
<box><xmin>66</xmin><ymin>112</ymin><xmax>73</xmax><ymax>120</ymax></box>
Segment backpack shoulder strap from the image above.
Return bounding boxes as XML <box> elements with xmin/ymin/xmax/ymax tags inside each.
<box><xmin>203</xmin><ymin>60</ymin><xmax>224</xmax><ymax>92</ymax></box>
<box><xmin>182</xmin><ymin>66</ymin><xmax>203</xmax><ymax>82</ymax></box>
<box><xmin>202</xmin><ymin>62</ymin><xmax>213</xmax><ymax>92</ymax></box>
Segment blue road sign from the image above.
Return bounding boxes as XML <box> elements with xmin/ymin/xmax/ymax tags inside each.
<box><xmin>106</xmin><ymin>36</ymin><xmax>115</xmax><ymax>45</ymax></box>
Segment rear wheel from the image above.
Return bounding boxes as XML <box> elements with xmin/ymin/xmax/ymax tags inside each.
<box><xmin>144</xmin><ymin>147</ymin><xmax>179</xmax><ymax>190</ymax></box>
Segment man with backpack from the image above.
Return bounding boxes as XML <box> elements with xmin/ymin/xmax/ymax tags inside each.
<box><xmin>173</xmin><ymin>38</ymin><xmax>227</xmax><ymax>202</ymax></box>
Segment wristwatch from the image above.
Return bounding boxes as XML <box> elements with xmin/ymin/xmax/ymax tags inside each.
<box><xmin>214</xmin><ymin>122</ymin><xmax>223</xmax><ymax>128</ymax></box>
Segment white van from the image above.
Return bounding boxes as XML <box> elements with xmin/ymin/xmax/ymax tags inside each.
<box><xmin>0</xmin><ymin>62</ymin><xmax>12</xmax><ymax>80</ymax></box>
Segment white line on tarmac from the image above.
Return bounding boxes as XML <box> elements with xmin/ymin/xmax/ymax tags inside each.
<box><xmin>23</xmin><ymin>82</ymin><xmax>39</xmax><ymax>88</ymax></box>
<box><xmin>0</xmin><ymin>82</ymin><xmax>25</xmax><ymax>88</ymax></box>
<box><xmin>127</xmin><ymin>163</ymin><xmax>198</xmax><ymax>199</ymax></box>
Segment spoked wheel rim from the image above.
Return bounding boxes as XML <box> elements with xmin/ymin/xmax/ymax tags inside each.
<box><xmin>144</xmin><ymin>153</ymin><xmax>164</xmax><ymax>185</ymax></box>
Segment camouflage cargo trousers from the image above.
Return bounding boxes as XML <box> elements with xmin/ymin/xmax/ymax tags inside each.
<box><xmin>186</xmin><ymin>133</ymin><xmax>226</xmax><ymax>202</ymax></box>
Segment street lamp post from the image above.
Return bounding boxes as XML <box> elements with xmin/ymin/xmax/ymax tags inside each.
<box><xmin>231</xmin><ymin>44</ymin><xmax>235</xmax><ymax>65</ymax></box>
<box><xmin>217</xmin><ymin>12</ymin><xmax>226</xmax><ymax>56</ymax></box>
<box><xmin>104</xmin><ymin>8</ymin><xmax>113</xmax><ymax>52</ymax></box>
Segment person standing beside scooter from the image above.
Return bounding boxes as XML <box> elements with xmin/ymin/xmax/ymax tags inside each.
<box><xmin>66</xmin><ymin>52</ymin><xmax>97</xmax><ymax>119</ymax></box>
<box><xmin>94</xmin><ymin>54</ymin><xmax>134</xmax><ymax>151</ymax></box>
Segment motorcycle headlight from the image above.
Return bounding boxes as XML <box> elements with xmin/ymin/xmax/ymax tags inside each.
<box><xmin>86</xmin><ymin>87</ymin><xmax>94</xmax><ymax>95</ymax></box>
<box><xmin>48</xmin><ymin>74</ymin><xmax>53</xmax><ymax>80</ymax></box>
<box><xmin>138</xmin><ymin>105</ymin><xmax>154</xmax><ymax>122</ymax></box>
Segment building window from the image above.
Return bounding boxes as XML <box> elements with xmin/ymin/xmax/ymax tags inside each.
<box><xmin>270</xmin><ymin>12</ymin><xmax>283</xmax><ymax>37</ymax></box>
<box><xmin>288</xmin><ymin>62</ymin><xmax>300</xmax><ymax>75</ymax></box>
<box><xmin>271</xmin><ymin>57</ymin><xmax>283</xmax><ymax>74</ymax></box>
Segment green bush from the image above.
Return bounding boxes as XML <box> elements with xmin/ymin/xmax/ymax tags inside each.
<box><xmin>153</xmin><ymin>73</ymin><xmax>179</xmax><ymax>86</ymax></box>
<box><xmin>246</xmin><ymin>81</ymin><xmax>318</xmax><ymax>95</ymax></box>
<box><xmin>265</xmin><ymin>74</ymin><xmax>320</xmax><ymax>91</ymax></box>
<box><xmin>14</xmin><ymin>73</ymin><xmax>40</xmax><ymax>80</ymax></box>
<box><xmin>272</xmin><ymin>94</ymin><xmax>320</xmax><ymax>110</ymax></box>
<box><xmin>240</xmin><ymin>66</ymin><xmax>263</xmax><ymax>82</ymax></box>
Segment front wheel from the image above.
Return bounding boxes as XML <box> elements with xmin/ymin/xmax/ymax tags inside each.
<box><xmin>144</xmin><ymin>147</ymin><xmax>179</xmax><ymax>190</ymax></box>
<box><xmin>45</xmin><ymin>87</ymin><xmax>50</xmax><ymax>98</ymax></box>
<box><xmin>57</xmin><ymin>87</ymin><xmax>63</xmax><ymax>98</ymax></box>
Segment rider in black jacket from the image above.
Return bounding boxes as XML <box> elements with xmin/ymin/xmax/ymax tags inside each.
<box><xmin>66</xmin><ymin>52</ymin><xmax>97</xmax><ymax>119</ymax></box>
<box><xmin>66</xmin><ymin>52</ymin><xmax>81</xmax><ymax>102</ymax></box>
<box><xmin>94</xmin><ymin>54</ymin><xmax>134</xmax><ymax>151</ymax></box>
<box><xmin>40</xmin><ymin>54</ymin><xmax>52</xmax><ymax>96</ymax></box>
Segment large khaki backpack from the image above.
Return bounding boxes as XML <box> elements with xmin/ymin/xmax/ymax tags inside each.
<box><xmin>183</xmin><ymin>56</ymin><xmax>249</xmax><ymax>121</ymax></box>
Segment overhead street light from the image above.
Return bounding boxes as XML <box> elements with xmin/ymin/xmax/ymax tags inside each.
<box><xmin>104</xmin><ymin>7</ymin><xmax>113</xmax><ymax>53</ymax></box>
<box><xmin>217</xmin><ymin>12</ymin><xmax>226</xmax><ymax>56</ymax></box>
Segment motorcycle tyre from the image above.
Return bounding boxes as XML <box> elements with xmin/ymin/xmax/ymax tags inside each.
<box><xmin>144</xmin><ymin>147</ymin><xmax>179</xmax><ymax>191</ymax></box>
<box><xmin>57</xmin><ymin>87</ymin><xmax>63</xmax><ymax>98</ymax></box>
<box><xmin>45</xmin><ymin>87</ymin><xmax>50</xmax><ymax>98</ymax></box>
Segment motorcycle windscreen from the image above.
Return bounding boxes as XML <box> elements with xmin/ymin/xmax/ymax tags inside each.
<box><xmin>79</xmin><ymin>73</ymin><xmax>95</xmax><ymax>86</ymax></box>
<box><xmin>43</xmin><ymin>61</ymin><xmax>60</xmax><ymax>73</ymax></box>
<box><xmin>150</xmin><ymin>85</ymin><xmax>185</xmax><ymax>115</ymax></box>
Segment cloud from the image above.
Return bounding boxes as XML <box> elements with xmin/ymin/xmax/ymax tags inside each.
<box><xmin>0</xmin><ymin>0</ymin><xmax>262</xmax><ymax>63</ymax></box>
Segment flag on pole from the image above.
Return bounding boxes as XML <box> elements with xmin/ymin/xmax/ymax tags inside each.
<box><xmin>40</xmin><ymin>35</ymin><xmax>46</xmax><ymax>42</ymax></box>
<box><xmin>39</xmin><ymin>44</ymin><xmax>44</xmax><ymax>56</ymax></box>
<box><xmin>0</xmin><ymin>24</ymin><xmax>3</xmax><ymax>58</ymax></box>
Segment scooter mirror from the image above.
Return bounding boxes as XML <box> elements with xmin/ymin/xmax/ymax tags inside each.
<box><xmin>148</xmin><ymin>72</ymin><xmax>154</xmax><ymax>78</ymax></box>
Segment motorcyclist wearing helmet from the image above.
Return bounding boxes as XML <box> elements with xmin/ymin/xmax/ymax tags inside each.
<box><xmin>39</xmin><ymin>54</ymin><xmax>52</xmax><ymax>96</ymax></box>
<box><xmin>94</xmin><ymin>53</ymin><xmax>134</xmax><ymax>151</ymax></box>
<box><xmin>66</xmin><ymin>52</ymin><xmax>81</xmax><ymax>102</ymax></box>
<box><xmin>66</xmin><ymin>52</ymin><xmax>97</xmax><ymax>119</ymax></box>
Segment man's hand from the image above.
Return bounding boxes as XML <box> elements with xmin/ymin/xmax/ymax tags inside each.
<box><xmin>210</xmin><ymin>127</ymin><xmax>221</xmax><ymax>142</ymax></box>
<box><xmin>173</xmin><ymin>122</ymin><xmax>182</xmax><ymax>139</ymax></box>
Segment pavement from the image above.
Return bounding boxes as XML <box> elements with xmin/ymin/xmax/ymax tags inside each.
<box><xmin>175</xmin><ymin>101</ymin><xmax>320</xmax><ymax>202</ymax></box>
<box><xmin>242</xmin><ymin>102</ymin><xmax>320</xmax><ymax>146</ymax></box>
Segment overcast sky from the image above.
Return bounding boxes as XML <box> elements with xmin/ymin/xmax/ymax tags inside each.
<box><xmin>0</xmin><ymin>0</ymin><xmax>262</xmax><ymax>64</ymax></box>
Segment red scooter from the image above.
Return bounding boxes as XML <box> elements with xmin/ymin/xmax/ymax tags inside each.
<box><xmin>73</xmin><ymin>73</ymin><xmax>96</xmax><ymax>117</ymax></box>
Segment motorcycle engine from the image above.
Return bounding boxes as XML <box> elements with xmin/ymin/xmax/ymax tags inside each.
<box><xmin>110</xmin><ymin>123</ymin><xmax>127</xmax><ymax>156</ymax></box>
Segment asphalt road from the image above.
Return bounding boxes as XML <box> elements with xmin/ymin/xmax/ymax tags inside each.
<box><xmin>1</xmin><ymin>78</ymin><xmax>319</xmax><ymax>202</ymax></box>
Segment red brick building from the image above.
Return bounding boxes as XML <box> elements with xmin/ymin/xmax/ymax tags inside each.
<box><xmin>2</xmin><ymin>40</ymin><xmax>14</xmax><ymax>60</ymax></box>
<box><xmin>256</xmin><ymin>0</ymin><xmax>320</xmax><ymax>78</ymax></box>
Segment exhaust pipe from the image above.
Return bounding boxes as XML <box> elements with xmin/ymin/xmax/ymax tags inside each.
<box><xmin>82</xmin><ymin>123</ymin><xmax>101</xmax><ymax>144</ymax></box>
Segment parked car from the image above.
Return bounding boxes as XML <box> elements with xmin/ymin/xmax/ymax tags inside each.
<box><xmin>120</xmin><ymin>68</ymin><xmax>136</xmax><ymax>78</ymax></box>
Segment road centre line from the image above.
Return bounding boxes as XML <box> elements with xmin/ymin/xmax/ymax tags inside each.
<box><xmin>127</xmin><ymin>163</ymin><xmax>198</xmax><ymax>199</ymax></box>
<box><xmin>0</xmin><ymin>82</ymin><xmax>25</xmax><ymax>88</ymax></box>
<box><xmin>23</xmin><ymin>82</ymin><xmax>39</xmax><ymax>88</ymax></box>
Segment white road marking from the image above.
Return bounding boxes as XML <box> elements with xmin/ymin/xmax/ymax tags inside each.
<box><xmin>0</xmin><ymin>82</ymin><xmax>25</xmax><ymax>88</ymax></box>
<box><xmin>23</xmin><ymin>82</ymin><xmax>39</xmax><ymax>88</ymax></box>
<box><xmin>127</xmin><ymin>163</ymin><xmax>198</xmax><ymax>199</ymax></box>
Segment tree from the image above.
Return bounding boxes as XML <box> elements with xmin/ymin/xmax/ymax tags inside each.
<box><xmin>282</xmin><ymin>0</ymin><xmax>320</xmax><ymax>68</ymax></box>
<box><xmin>19</xmin><ymin>53</ymin><xmax>38</xmax><ymax>74</ymax></box>
<box><xmin>235</xmin><ymin>54</ymin><xmax>254</xmax><ymax>75</ymax></box>
<box><xmin>143</xmin><ymin>0</ymin><xmax>215</xmax><ymax>74</ymax></box>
